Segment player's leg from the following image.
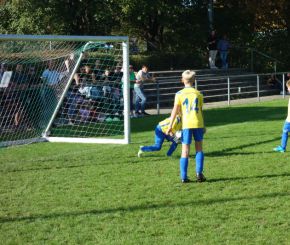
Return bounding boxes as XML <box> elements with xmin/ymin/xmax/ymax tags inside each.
<box><xmin>180</xmin><ymin>129</ymin><xmax>192</xmax><ymax>182</ymax></box>
<box><xmin>138</xmin><ymin>126</ymin><xmax>165</xmax><ymax>157</ymax></box>
<box><xmin>273</xmin><ymin>121</ymin><xmax>290</xmax><ymax>152</ymax></box>
<box><xmin>138</xmin><ymin>88</ymin><xmax>147</xmax><ymax>115</ymax></box>
<box><xmin>193</xmin><ymin>128</ymin><xmax>206</xmax><ymax>182</ymax></box>
<box><xmin>167</xmin><ymin>141</ymin><xmax>178</xmax><ymax>156</ymax></box>
<box><xmin>281</xmin><ymin>121</ymin><xmax>290</xmax><ymax>150</ymax></box>
<box><xmin>134</xmin><ymin>87</ymin><xmax>141</xmax><ymax>115</ymax></box>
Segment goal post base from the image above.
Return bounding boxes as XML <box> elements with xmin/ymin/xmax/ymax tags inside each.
<box><xmin>45</xmin><ymin>137</ymin><xmax>129</xmax><ymax>144</ymax></box>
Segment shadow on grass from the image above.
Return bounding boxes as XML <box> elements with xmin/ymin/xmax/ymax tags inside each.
<box><xmin>131</xmin><ymin>106</ymin><xmax>286</xmax><ymax>133</ymax></box>
<box><xmin>207</xmin><ymin>173</ymin><xmax>290</xmax><ymax>183</ymax></box>
<box><xmin>1</xmin><ymin>188</ymin><xmax>289</xmax><ymax>224</ymax></box>
<box><xmin>168</xmin><ymin>136</ymin><xmax>281</xmax><ymax>159</ymax></box>
<box><xmin>206</xmin><ymin>136</ymin><xmax>281</xmax><ymax>157</ymax></box>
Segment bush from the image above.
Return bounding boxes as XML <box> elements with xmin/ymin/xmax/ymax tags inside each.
<box><xmin>130</xmin><ymin>52</ymin><xmax>207</xmax><ymax>71</ymax></box>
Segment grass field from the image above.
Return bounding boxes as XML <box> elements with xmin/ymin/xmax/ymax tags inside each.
<box><xmin>0</xmin><ymin>99</ymin><xmax>290</xmax><ymax>245</ymax></box>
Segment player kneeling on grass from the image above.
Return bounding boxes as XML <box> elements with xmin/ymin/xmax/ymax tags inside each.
<box><xmin>273</xmin><ymin>80</ymin><xmax>290</xmax><ymax>153</ymax></box>
<box><xmin>138</xmin><ymin>115</ymin><xmax>182</xmax><ymax>157</ymax></box>
<box><xmin>166</xmin><ymin>70</ymin><xmax>206</xmax><ymax>183</ymax></box>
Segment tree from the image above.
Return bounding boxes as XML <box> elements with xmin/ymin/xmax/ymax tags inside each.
<box><xmin>115</xmin><ymin>0</ymin><xmax>209</xmax><ymax>52</ymax></box>
<box><xmin>0</xmin><ymin>0</ymin><xmax>117</xmax><ymax>35</ymax></box>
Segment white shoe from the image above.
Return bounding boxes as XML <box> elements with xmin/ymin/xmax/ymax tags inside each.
<box><xmin>138</xmin><ymin>146</ymin><xmax>144</xmax><ymax>157</ymax></box>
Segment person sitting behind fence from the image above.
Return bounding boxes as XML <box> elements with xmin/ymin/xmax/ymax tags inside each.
<box><xmin>11</xmin><ymin>64</ymin><xmax>28</xmax><ymax>86</ymax></box>
<box><xmin>266</xmin><ymin>74</ymin><xmax>283</xmax><ymax>93</ymax></box>
<box><xmin>111</xmin><ymin>65</ymin><xmax>123</xmax><ymax>114</ymax></box>
<box><xmin>102</xmin><ymin>68</ymin><xmax>113</xmax><ymax>97</ymax></box>
<box><xmin>82</xmin><ymin>65</ymin><xmax>96</xmax><ymax>84</ymax></box>
<box><xmin>137</xmin><ymin>115</ymin><xmax>182</xmax><ymax>157</ymax></box>
<box><xmin>66</xmin><ymin>86</ymin><xmax>84</xmax><ymax>125</ymax></box>
<box><xmin>11</xmin><ymin>64</ymin><xmax>32</xmax><ymax>129</ymax></box>
<box><xmin>41</xmin><ymin>60</ymin><xmax>69</xmax><ymax>85</ymax></box>
<box><xmin>79</xmin><ymin>103</ymin><xmax>91</xmax><ymax>122</ymax></box>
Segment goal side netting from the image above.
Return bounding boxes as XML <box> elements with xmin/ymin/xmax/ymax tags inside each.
<box><xmin>0</xmin><ymin>35</ymin><xmax>130</xmax><ymax>147</ymax></box>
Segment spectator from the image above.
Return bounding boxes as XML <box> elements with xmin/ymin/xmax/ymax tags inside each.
<box><xmin>82</xmin><ymin>65</ymin><xmax>96</xmax><ymax>84</ymax></box>
<box><xmin>0</xmin><ymin>63</ymin><xmax>8</xmax><ymax>80</ymax></box>
<box><xmin>11</xmin><ymin>64</ymin><xmax>28</xmax><ymax>86</ymax></box>
<box><xmin>111</xmin><ymin>65</ymin><xmax>123</xmax><ymax>114</ymax></box>
<box><xmin>41</xmin><ymin>60</ymin><xmax>69</xmax><ymax>85</ymax></box>
<box><xmin>0</xmin><ymin>63</ymin><xmax>11</xmax><ymax>88</ymax></box>
<box><xmin>266</xmin><ymin>74</ymin><xmax>283</xmax><ymax>93</ymax></box>
<box><xmin>134</xmin><ymin>65</ymin><xmax>155</xmax><ymax>116</ymax></box>
<box><xmin>40</xmin><ymin>60</ymin><xmax>69</xmax><ymax>129</ymax></box>
<box><xmin>111</xmin><ymin>65</ymin><xmax>123</xmax><ymax>82</ymax></box>
<box><xmin>102</xmin><ymin>68</ymin><xmax>113</xmax><ymax>97</ymax></box>
<box><xmin>27</xmin><ymin>66</ymin><xmax>37</xmax><ymax>84</ymax></box>
<box><xmin>129</xmin><ymin>65</ymin><xmax>136</xmax><ymax>117</ymax></box>
<box><xmin>64</xmin><ymin>53</ymin><xmax>76</xmax><ymax>73</ymax></box>
<box><xmin>93</xmin><ymin>59</ymin><xmax>104</xmax><ymax>80</ymax></box>
<box><xmin>11</xmin><ymin>64</ymin><xmax>30</xmax><ymax>128</ymax></box>
<box><xmin>79</xmin><ymin>104</ymin><xmax>91</xmax><ymax>122</ymax></box>
<box><xmin>286</xmin><ymin>74</ymin><xmax>290</xmax><ymax>94</ymax></box>
<box><xmin>208</xmin><ymin>30</ymin><xmax>218</xmax><ymax>69</ymax></box>
<box><xmin>217</xmin><ymin>34</ymin><xmax>231</xmax><ymax>69</ymax></box>
<box><xmin>66</xmin><ymin>87</ymin><xmax>84</xmax><ymax>125</ymax></box>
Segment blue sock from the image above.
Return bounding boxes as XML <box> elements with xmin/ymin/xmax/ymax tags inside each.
<box><xmin>167</xmin><ymin>142</ymin><xmax>178</xmax><ymax>156</ymax></box>
<box><xmin>195</xmin><ymin>151</ymin><xmax>204</xmax><ymax>174</ymax></box>
<box><xmin>281</xmin><ymin>131</ymin><xmax>288</xmax><ymax>150</ymax></box>
<box><xmin>180</xmin><ymin>158</ymin><xmax>188</xmax><ymax>180</ymax></box>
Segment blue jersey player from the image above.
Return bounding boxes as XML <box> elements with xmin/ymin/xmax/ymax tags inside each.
<box><xmin>138</xmin><ymin>116</ymin><xmax>182</xmax><ymax>157</ymax></box>
<box><xmin>166</xmin><ymin>70</ymin><xmax>206</xmax><ymax>183</ymax></box>
<box><xmin>273</xmin><ymin>80</ymin><xmax>290</xmax><ymax>153</ymax></box>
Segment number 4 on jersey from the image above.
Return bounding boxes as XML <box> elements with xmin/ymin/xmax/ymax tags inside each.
<box><xmin>182</xmin><ymin>98</ymin><xmax>199</xmax><ymax>113</ymax></box>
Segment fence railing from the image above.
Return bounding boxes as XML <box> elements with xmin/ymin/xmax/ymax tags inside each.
<box><xmin>144</xmin><ymin>71</ymin><xmax>289</xmax><ymax>115</ymax></box>
<box><xmin>229</xmin><ymin>46</ymin><xmax>285</xmax><ymax>73</ymax></box>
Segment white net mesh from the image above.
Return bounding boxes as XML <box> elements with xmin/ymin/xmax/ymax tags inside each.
<box><xmin>0</xmin><ymin>37</ymin><xmax>128</xmax><ymax>147</ymax></box>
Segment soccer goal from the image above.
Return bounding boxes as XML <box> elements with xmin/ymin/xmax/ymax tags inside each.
<box><xmin>0</xmin><ymin>34</ymin><xmax>130</xmax><ymax>147</ymax></box>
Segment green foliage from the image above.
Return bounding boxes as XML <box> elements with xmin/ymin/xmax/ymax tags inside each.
<box><xmin>1</xmin><ymin>0</ymin><xmax>290</xmax><ymax>69</ymax></box>
<box><xmin>0</xmin><ymin>0</ymin><xmax>117</xmax><ymax>35</ymax></box>
<box><xmin>130</xmin><ymin>51</ymin><xmax>206</xmax><ymax>70</ymax></box>
<box><xmin>1</xmin><ymin>99</ymin><xmax>290</xmax><ymax>244</ymax></box>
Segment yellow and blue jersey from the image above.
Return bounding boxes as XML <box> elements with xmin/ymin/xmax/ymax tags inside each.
<box><xmin>159</xmin><ymin>116</ymin><xmax>182</xmax><ymax>134</ymax></box>
<box><xmin>174</xmin><ymin>87</ymin><xmax>204</xmax><ymax>129</ymax></box>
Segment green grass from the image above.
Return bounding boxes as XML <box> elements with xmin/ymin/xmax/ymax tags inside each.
<box><xmin>1</xmin><ymin>99</ymin><xmax>290</xmax><ymax>245</ymax></box>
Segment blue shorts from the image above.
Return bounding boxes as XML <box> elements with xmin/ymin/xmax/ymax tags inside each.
<box><xmin>182</xmin><ymin>128</ymin><xmax>204</xmax><ymax>145</ymax></box>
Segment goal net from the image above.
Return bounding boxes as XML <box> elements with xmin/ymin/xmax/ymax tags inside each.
<box><xmin>0</xmin><ymin>35</ymin><xmax>130</xmax><ymax>147</ymax></box>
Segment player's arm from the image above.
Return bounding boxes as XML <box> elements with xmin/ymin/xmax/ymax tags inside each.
<box><xmin>199</xmin><ymin>94</ymin><xmax>206</xmax><ymax>134</ymax></box>
<box><xmin>166</xmin><ymin>104</ymin><xmax>180</xmax><ymax>135</ymax></box>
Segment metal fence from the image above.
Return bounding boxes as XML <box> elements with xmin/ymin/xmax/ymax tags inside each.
<box><xmin>143</xmin><ymin>71</ymin><xmax>289</xmax><ymax>115</ymax></box>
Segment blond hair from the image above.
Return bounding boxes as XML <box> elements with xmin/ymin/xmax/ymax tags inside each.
<box><xmin>182</xmin><ymin>70</ymin><xmax>196</xmax><ymax>84</ymax></box>
<box><xmin>286</xmin><ymin>79</ymin><xmax>290</xmax><ymax>88</ymax></box>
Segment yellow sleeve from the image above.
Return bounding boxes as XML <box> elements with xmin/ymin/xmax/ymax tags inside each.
<box><xmin>174</xmin><ymin>93</ymin><xmax>181</xmax><ymax>106</ymax></box>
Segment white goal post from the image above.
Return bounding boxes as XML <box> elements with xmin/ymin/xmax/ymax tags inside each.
<box><xmin>0</xmin><ymin>34</ymin><xmax>130</xmax><ymax>147</ymax></box>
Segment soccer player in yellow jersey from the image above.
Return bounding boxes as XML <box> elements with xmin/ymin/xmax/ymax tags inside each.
<box><xmin>138</xmin><ymin>116</ymin><xmax>182</xmax><ymax>157</ymax></box>
<box><xmin>166</xmin><ymin>70</ymin><xmax>206</xmax><ymax>183</ymax></box>
<box><xmin>273</xmin><ymin>80</ymin><xmax>290</xmax><ymax>153</ymax></box>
